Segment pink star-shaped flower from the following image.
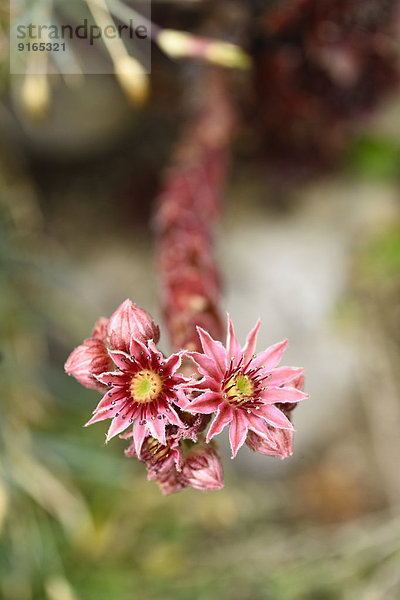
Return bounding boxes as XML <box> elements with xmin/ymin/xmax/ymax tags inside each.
<box><xmin>85</xmin><ymin>338</ymin><xmax>189</xmax><ymax>454</ymax></box>
<box><xmin>186</xmin><ymin>315</ymin><xmax>308</xmax><ymax>458</ymax></box>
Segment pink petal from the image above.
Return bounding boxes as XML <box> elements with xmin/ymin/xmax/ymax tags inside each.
<box><xmin>186</xmin><ymin>352</ymin><xmax>222</xmax><ymax>383</ymax></box>
<box><xmin>188</xmin><ymin>391</ymin><xmax>222</xmax><ymax>415</ymax></box>
<box><xmin>161</xmin><ymin>405</ymin><xmax>185</xmax><ymax>428</ymax></box>
<box><xmin>93</xmin><ymin>389</ymin><xmax>128</xmax><ymax>412</ymax></box>
<box><xmin>260</xmin><ymin>386</ymin><xmax>308</xmax><ymax>404</ymax></box>
<box><xmin>246</xmin><ymin>413</ymin><xmax>277</xmax><ymax>442</ymax></box>
<box><xmin>226</xmin><ymin>315</ymin><xmax>242</xmax><ymax>364</ymax></box>
<box><xmin>95</xmin><ymin>371</ymin><xmax>128</xmax><ymax>387</ymax></box>
<box><xmin>129</xmin><ymin>337</ymin><xmax>147</xmax><ymax>359</ymax></box>
<box><xmin>163</xmin><ymin>351</ymin><xmax>182</xmax><ymax>375</ymax></box>
<box><xmin>186</xmin><ymin>375</ymin><xmax>220</xmax><ymax>393</ymax></box>
<box><xmin>266</xmin><ymin>367</ymin><xmax>304</xmax><ymax>387</ymax></box>
<box><xmin>147</xmin><ymin>415</ymin><xmax>166</xmax><ymax>446</ymax></box>
<box><xmin>196</xmin><ymin>327</ymin><xmax>227</xmax><ymax>375</ymax></box>
<box><xmin>229</xmin><ymin>411</ymin><xmax>249</xmax><ymax>458</ymax></box>
<box><xmin>252</xmin><ymin>339</ymin><xmax>288</xmax><ymax>370</ymax></box>
<box><xmin>147</xmin><ymin>339</ymin><xmax>163</xmax><ymax>360</ymax></box>
<box><xmin>206</xmin><ymin>404</ymin><xmax>233</xmax><ymax>442</ymax></box>
<box><xmin>85</xmin><ymin>405</ymin><xmax>119</xmax><ymax>426</ymax></box>
<box><xmin>242</xmin><ymin>319</ymin><xmax>261</xmax><ymax>363</ymax></box>
<box><xmin>171</xmin><ymin>371</ymin><xmax>190</xmax><ymax>383</ymax></box>
<box><xmin>174</xmin><ymin>388</ymin><xmax>189</xmax><ymax>410</ymax></box>
<box><xmin>133</xmin><ymin>418</ymin><xmax>147</xmax><ymax>455</ymax></box>
<box><xmin>108</xmin><ymin>350</ymin><xmax>135</xmax><ymax>371</ymax></box>
<box><xmin>85</xmin><ymin>402</ymin><xmax>137</xmax><ymax>427</ymax></box>
<box><xmin>106</xmin><ymin>411</ymin><xmax>132</xmax><ymax>442</ymax></box>
<box><xmin>256</xmin><ymin>404</ymin><xmax>294</xmax><ymax>430</ymax></box>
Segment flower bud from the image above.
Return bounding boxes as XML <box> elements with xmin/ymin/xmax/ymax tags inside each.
<box><xmin>91</xmin><ymin>317</ymin><xmax>108</xmax><ymax>342</ymax></box>
<box><xmin>246</xmin><ymin>428</ymin><xmax>293</xmax><ymax>459</ymax></box>
<box><xmin>155</xmin><ymin>467</ymin><xmax>187</xmax><ymax>496</ymax></box>
<box><xmin>64</xmin><ymin>338</ymin><xmax>113</xmax><ymax>391</ymax></box>
<box><xmin>107</xmin><ymin>299</ymin><xmax>160</xmax><ymax>352</ymax></box>
<box><xmin>182</xmin><ymin>446</ymin><xmax>224</xmax><ymax>491</ymax></box>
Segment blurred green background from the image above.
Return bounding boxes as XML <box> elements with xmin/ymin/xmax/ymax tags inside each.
<box><xmin>1</xmin><ymin>2</ymin><xmax>400</xmax><ymax>599</ymax></box>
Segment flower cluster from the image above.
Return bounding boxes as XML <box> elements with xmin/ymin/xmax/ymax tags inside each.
<box><xmin>65</xmin><ymin>299</ymin><xmax>308</xmax><ymax>494</ymax></box>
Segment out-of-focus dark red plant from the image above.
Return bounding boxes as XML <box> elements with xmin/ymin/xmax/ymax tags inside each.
<box><xmin>250</xmin><ymin>0</ymin><xmax>400</xmax><ymax>173</ymax></box>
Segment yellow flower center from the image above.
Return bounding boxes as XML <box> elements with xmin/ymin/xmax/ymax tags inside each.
<box><xmin>130</xmin><ymin>369</ymin><xmax>163</xmax><ymax>403</ymax></box>
<box><xmin>225</xmin><ymin>374</ymin><xmax>254</xmax><ymax>405</ymax></box>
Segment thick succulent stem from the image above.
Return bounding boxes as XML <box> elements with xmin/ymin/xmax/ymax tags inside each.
<box><xmin>153</xmin><ymin>68</ymin><xmax>235</xmax><ymax>352</ymax></box>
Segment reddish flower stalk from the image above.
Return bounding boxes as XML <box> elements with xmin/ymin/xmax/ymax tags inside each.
<box><xmin>153</xmin><ymin>69</ymin><xmax>235</xmax><ymax>352</ymax></box>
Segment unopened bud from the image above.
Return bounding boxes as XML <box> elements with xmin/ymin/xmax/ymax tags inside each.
<box><xmin>246</xmin><ymin>428</ymin><xmax>293</xmax><ymax>459</ymax></box>
<box><xmin>64</xmin><ymin>338</ymin><xmax>113</xmax><ymax>391</ymax></box>
<box><xmin>155</xmin><ymin>466</ymin><xmax>187</xmax><ymax>496</ymax></box>
<box><xmin>91</xmin><ymin>317</ymin><xmax>108</xmax><ymax>342</ymax></box>
<box><xmin>107</xmin><ymin>299</ymin><xmax>160</xmax><ymax>352</ymax></box>
<box><xmin>182</xmin><ymin>446</ymin><xmax>224</xmax><ymax>491</ymax></box>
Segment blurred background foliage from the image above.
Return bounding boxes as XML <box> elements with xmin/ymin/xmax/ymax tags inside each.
<box><xmin>1</xmin><ymin>1</ymin><xmax>400</xmax><ymax>599</ymax></box>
